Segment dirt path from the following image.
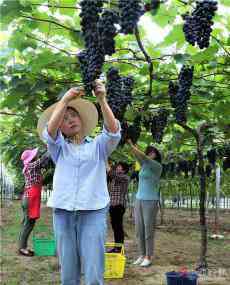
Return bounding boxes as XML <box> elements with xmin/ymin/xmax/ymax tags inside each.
<box><xmin>1</xmin><ymin>201</ymin><xmax>230</xmax><ymax>284</ymax></box>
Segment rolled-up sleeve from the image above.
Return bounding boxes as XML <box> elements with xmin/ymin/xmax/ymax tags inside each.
<box><xmin>42</xmin><ymin>127</ymin><xmax>64</xmax><ymax>163</ymax></box>
<box><xmin>96</xmin><ymin>120</ymin><xmax>121</xmax><ymax>160</ymax></box>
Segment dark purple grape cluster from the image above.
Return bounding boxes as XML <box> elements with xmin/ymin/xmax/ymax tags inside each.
<box><xmin>106</xmin><ymin>67</ymin><xmax>134</xmax><ymax>121</ymax></box>
<box><xmin>118</xmin><ymin>0</ymin><xmax>144</xmax><ymax>34</ymax></box>
<box><xmin>169</xmin><ymin>66</ymin><xmax>194</xmax><ymax>124</ymax></box>
<box><xmin>121</xmin><ymin>76</ymin><xmax>134</xmax><ymax>104</ymax></box>
<box><xmin>150</xmin><ymin>108</ymin><xmax>169</xmax><ymax>143</ymax></box>
<box><xmin>79</xmin><ymin>1</ymin><xmax>120</xmax><ymax>94</ymax></box>
<box><xmin>205</xmin><ymin>164</ymin><xmax>213</xmax><ymax>177</ymax></box>
<box><xmin>119</xmin><ymin>117</ymin><xmax>141</xmax><ymax>147</ymax></box>
<box><xmin>223</xmin><ymin>156</ymin><xmax>230</xmax><ymax>171</ymax></box>
<box><xmin>98</xmin><ymin>9</ymin><xmax>120</xmax><ymax>56</ymax></box>
<box><xmin>79</xmin><ymin>0</ymin><xmax>103</xmax><ymax>49</ymax></box>
<box><xmin>126</xmin><ymin>115</ymin><xmax>142</xmax><ymax>144</ymax></box>
<box><xmin>168</xmin><ymin>81</ymin><xmax>179</xmax><ymax>108</ymax></box>
<box><xmin>78</xmin><ymin>0</ymin><xmax>104</xmax><ymax>94</ymax></box>
<box><xmin>207</xmin><ymin>148</ymin><xmax>216</xmax><ymax>165</ymax></box>
<box><xmin>119</xmin><ymin>121</ymin><xmax>129</xmax><ymax>146</ymax></box>
<box><xmin>177</xmin><ymin>160</ymin><xmax>189</xmax><ymax>177</ymax></box>
<box><xmin>183</xmin><ymin>0</ymin><xmax>218</xmax><ymax>49</ymax></box>
<box><xmin>77</xmin><ymin>50</ymin><xmax>92</xmax><ymax>94</ymax></box>
<box><xmin>144</xmin><ymin>0</ymin><xmax>160</xmax><ymax>12</ymax></box>
<box><xmin>151</xmin><ymin>0</ymin><xmax>160</xmax><ymax>10</ymax></box>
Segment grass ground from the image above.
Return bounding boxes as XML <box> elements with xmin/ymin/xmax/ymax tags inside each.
<box><xmin>1</xmin><ymin>200</ymin><xmax>230</xmax><ymax>284</ymax></box>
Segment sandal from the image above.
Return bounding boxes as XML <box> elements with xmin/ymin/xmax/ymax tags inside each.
<box><xmin>18</xmin><ymin>248</ymin><xmax>33</xmax><ymax>257</ymax></box>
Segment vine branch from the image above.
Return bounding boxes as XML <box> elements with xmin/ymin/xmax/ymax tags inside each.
<box><xmin>22</xmin><ymin>15</ymin><xmax>80</xmax><ymax>33</ymax></box>
<box><xmin>134</xmin><ymin>27</ymin><xmax>153</xmax><ymax>97</ymax></box>
<box><xmin>26</xmin><ymin>34</ymin><xmax>75</xmax><ymax>56</ymax></box>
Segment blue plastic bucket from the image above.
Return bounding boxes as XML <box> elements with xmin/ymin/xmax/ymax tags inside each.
<box><xmin>166</xmin><ymin>271</ymin><xmax>198</xmax><ymax>285</ymax></box>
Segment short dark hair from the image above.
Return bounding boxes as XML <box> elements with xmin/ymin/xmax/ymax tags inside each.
<box><xmin>116</xmin><ymin>162</ymin><xmax>129</xmax><ymax>174</ymax></box>
<box><xmin>145</xmin><ymin>146</ymin><xmax>162</xmax><ymax>164</ymax></box>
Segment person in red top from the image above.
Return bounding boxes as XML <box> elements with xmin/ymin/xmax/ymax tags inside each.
<box><xmin>18</xmin><ymin>148</ymin><xmax>50</xmax><ymax>256</ymax></box>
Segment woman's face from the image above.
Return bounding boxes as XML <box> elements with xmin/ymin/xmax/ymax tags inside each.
<box><xmin>60</xmin><ymin>108</ymin><xmax>82</xmax><ymax>137</ymax></box>
<box><xmin>116</xmin><ymin>164</ymin><xmax>124</xmax><ymax>174</ymax></box>
<box><xmin>147</xmin><ymin>151</ymin><xmax>156</xmax><ymax>160</ymax></box>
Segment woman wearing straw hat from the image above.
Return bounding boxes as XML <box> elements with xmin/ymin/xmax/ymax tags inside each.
<box><xmin>37</xmin><ymin>80</ymin><xmax>121</xmax><ymax>285</ymax></box>
<box><xmin>19</xmin><ymin>148</ymin><xmax>50</xmax><ymax>256</ymax></box>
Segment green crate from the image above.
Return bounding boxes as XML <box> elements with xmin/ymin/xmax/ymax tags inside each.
<box><xmin>32</xmin><ymin>226</ymin><xmax>56</xmax><ymax>256</ymax></box>
<box><xmin>33</xmin><ymin>236</ymin><xmax>56</xmax><ymax>256</ymax></box>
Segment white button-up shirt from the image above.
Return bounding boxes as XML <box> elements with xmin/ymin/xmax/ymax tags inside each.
<box><xmin>42</xmin><ymin>123</ymin><xmax>121</xmax><ymax>211</ymax></box>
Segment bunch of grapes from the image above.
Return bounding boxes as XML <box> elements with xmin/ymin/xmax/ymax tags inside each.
<box><xmin>126</xmin><ymin>115</ymin><xmax>142</xmax><ymax>144</ymax></box>
<box><xmin>79</xmin><ymin>0</ymin><xmax>103</xmax><ymax>49</ymax></box>
<box><xmin>106</xmin><ymin>67</ymin><xmax>123</xmax><ymax>118</ymax></box>
<box><xmin>106</xmin><ymin>67</ymin><xmax>134</xmax><ymax>121</ymax></box>
<box><xmin>77</xmin><ymin>47</ymin><xmax>104</xmax><ymax>95</ymax></box>
<box><xmin>207</xmin><ymin>148</ymin><xmax>216</xmax><ymax>165</ymax></box>
<box><xmin>121</xmin><ymin>76</ymin><xmax>134</xmax><ymax>105</ymax></box>
<box><xmin>78</xmin><ymin>0</ymin><xmax>105</xmax><ymax>94</ymax></box>
<box><xmin>223</xmin><ymin>156</ymin><xmax>230</xmax><ymax>171</ymax></box>
<box><xmin>190</xmin><ymin>159</ymin><xmax>197</xmax><ymax>177</ymax></box>
<box><xmin>177</xmin><ymin>160</ymin><xmax>189</xmax><ymax>177</ymax></box>
<box><xmin>168</xmin><ymin>81</ymin><xmax>179</xmax><ymax>108</ymax></box>
<box><xmin>205</xmin><ymin>164</ymin><xmax>213</xmax><ymax>177</ymax></box>
<box><xmin>150</xmin><ymin>108</ymin><xmax>169</xmax><ymax>143</ymax></box>
<box><xmin>183</xmin><ymin>0</ymin><xmax>218</xmax><ymax>49</ymax></box>
<box><xmin>144</xmin><ymin>0</ymin><xmax>160</xmax><ymax>11</ymax></box>
<box><xmin>118</xmin><ymin>0</ymin><xmax>144</xmax><ymax>34</ymax></box>
<box><xmin>119</xmin><ymin>121</ymin><xmax>129</xmax><ymax>146</ymax></box>
<box><xmin>77</xmin><ymin>50</ymin><xmax>92</xmax><ymax>94</ymax></box>
<box><xmin>169</xmin><ymin>66</ymin><xmax>194</xmax><ymax>124</ymax></box>
<box><xmin>98</xmin><ymin>9</ymin><xmax>120</xmax><ymax>56</ymax></box>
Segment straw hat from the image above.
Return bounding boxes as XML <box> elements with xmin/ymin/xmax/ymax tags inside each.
<box><xmin>37</xmin><ymin>98</ymin><xmax>98</xmax><ymax>140</ymax></box>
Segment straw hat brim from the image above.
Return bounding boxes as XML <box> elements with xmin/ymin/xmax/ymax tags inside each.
<box><xmin>37</xmin><ymin>98</ymin><xmax>98</xmax><ymax>140</ymax></box>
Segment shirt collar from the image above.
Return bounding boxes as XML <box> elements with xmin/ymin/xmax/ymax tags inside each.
<box><xmin>66</xmin><ymin>136</ymin><xmax>92</xmax><ymax>144</ymax></box>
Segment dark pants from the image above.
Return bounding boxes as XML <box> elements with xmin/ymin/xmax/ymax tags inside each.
<box><xmin>109</xmin><ymin>205</ymin><xmax>125</xmax><ymax>244</ymax></box>
<box><xmin>18</xmin><ymin>196</ymin><xmax>36</xmax><ymax>249</ymax></box>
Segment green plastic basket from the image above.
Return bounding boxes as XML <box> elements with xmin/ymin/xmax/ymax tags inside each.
<box><xmin>32</xmin><ymin>226</ymin><xmax>56</xmax><ymax>256</ymax></box>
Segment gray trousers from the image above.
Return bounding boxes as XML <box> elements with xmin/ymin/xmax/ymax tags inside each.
<box><xmin>18</xmin><ymin>196</ymin><xmax>36</xmax><ymax>249</ymax></box>
<box><xmin>134</xmin><ymin>199</ymin><xmax>159</xmax><ymax>257</ymax></box>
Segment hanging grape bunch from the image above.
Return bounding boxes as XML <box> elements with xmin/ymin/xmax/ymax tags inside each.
<box><xmin>150</xmin><ymin>108</ymin><xmax>169</xmax><ymax>143</ymax></box>
<box><xmin>168</xmin><ymin>81</ymin><xmax>179</xmax><ymax>108</ymax></box>
<box><xmin>78</xmin><ymin>0</ymin><xmax>105</xmax><ymax>94</ymax></box>
<box><xmin>119</xmin><ymin>121</ymin><xmax>129</xmax><ymax>147</ymax></box>
<box><xmin>205</xmin><ymin>164</ymin><xmax>212</xmax><ymax>177</ymax></box>
<box><xmin>79</xmin><ymin>0</ymin><xmax>103</xmax><ymax>49</ymax></box>
<box><xmin>106</xmin><ymin>67</ymin><xmax>134</xmax><ymax>121</ymax></box>
<box><xmin>106</xmin><ymin>67</ymin><xmax>123</xmax><ymax>120</ymax></box>
<box><xmin>177</xmin><ymin>160</ymin><xmax>189</xmax><ymax>177</ymax></box>
<box><xmin>190</xmin><ymin>159</ymin><xmax>197</xmax><ymax>177</ymax></box>
<box><xmin>126</xmin><ymin>115</ymin><xmax>142</xmax><ymax>144</ymax></box>
<box><xmin>118</xmin><ymin>0</ymin><xmax>144</xmax><ymax>34</ymax></box>
<box><xmin>183</xmin><ymin>0</ymin><xmax>218</xmax><ymax>49</ymax></box>
<box><xmin>97</xmin><ymin>9</ymin><xmax>120</xmax><ymax>56</ymax></box>
<box><xmin>207</xmin><ymin>148</ymin><xmax>216</xmax><ymax>165</ymax></box>
<box><xmin>223</xmin><ymin>156</ymin><xmax>230</xmax><ymax>171</ymax></box>
<box><xmin>169</xmin><ymin>66</ymin><xmax>194</xmax><ymax>124</ymax></box>
<box><xmin>77</xmin><ymin>50</ymin><xmax>91</xmax><ymax>94</ymax></box>
<box><xmin>144</xmin><ymin>0</ymin><xmax>161</xmax><ymax>12</ymax></box>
